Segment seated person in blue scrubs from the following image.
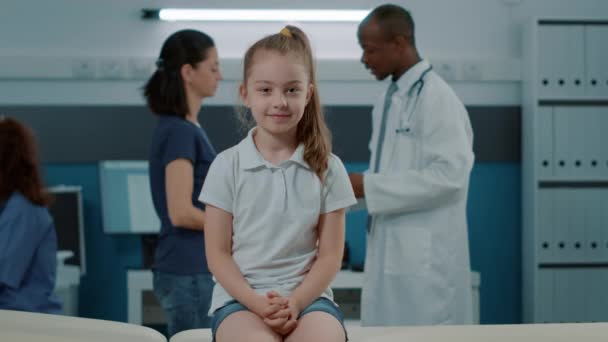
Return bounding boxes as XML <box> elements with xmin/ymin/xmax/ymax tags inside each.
<box><xmin>0</xmin><ymin>117</ymin><xmax>62</xmax><ymax>314</ymax></box>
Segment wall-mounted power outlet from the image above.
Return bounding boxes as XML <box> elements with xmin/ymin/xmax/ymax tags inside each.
<box><xmin>129</xmin><ymin>58</ymin><xmax>155</xmax><ymax>80</ymax></box>
<box><xmin>462</xmin><ymin>62</ymin><xmax>483</xmax><ymax>80</ymax></box>
<box><xmin>99</xmin><ymin>59</ymin><xmax>127</xmax><ymax>79</ymax></box>
<box><xmin>72</xmin><ymin>58</ymin><xmax>96</xmax><ymax>79</ymax></box>
<box><xmin>434</xmin><ymin>62</ymin><xmax>459</xmax><ymax>81</ymax></box>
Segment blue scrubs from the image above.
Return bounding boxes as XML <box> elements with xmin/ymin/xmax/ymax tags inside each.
<box><xmin>0</xmin><ymin>192</ymin><xmax>62</xmax><ymax>313</ymax></box>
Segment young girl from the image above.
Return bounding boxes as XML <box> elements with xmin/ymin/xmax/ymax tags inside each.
<box><xmin>144</xmin><ymin>29</ymin><xmax>222</xmax><ymax>337</ymax></box>
<box><xmin>200</xmin><ymin>26</ymin><xmax>356</xmax><ymax>341</ymax></box>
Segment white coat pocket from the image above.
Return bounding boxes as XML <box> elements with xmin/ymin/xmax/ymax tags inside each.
<box><xmin>384</xmin><ymin>227</ymin><xmax>431</xmax><ymax>275</ymax></box>
<box><xmin>389</xmin><ymin>129</ymin><xmax>418</xmax><ymax>170</ymax></box>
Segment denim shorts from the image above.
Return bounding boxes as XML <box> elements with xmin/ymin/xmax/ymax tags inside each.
<box><xmin>153</xmin><ymin>271</ymin><xmax>214</xmax><ymax>337</ymax></box>
<box><xmin>211</xmin><ymin>297</ymin><xmax>347</xmax><ymax>341</ymax></box>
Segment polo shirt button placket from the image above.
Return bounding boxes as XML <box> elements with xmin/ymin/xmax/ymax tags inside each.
<box><xmin>279</xmin><ymin>168</ymin><xmax>287</xmax><ymax>210</ymax></box>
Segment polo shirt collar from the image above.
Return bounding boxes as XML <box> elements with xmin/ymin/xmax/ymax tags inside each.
<box><xmin>238</xmin><ymin>128</ymin><xmax>310</xmax><ymax>170</ymax></box>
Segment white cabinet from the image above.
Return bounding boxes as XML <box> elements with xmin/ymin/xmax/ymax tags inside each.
<box><xmin>523</xmin><ymin>18</ymin><xmax>608</xmax><ymax>323</ymax></box>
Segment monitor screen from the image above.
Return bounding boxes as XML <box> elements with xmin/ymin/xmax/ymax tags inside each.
<box><xmin>99</xmin><ymin>161</ymin><xmax>160</xmax><ymax>234</ymax></box>
<box><xmin>47</xmin><ymin>186</ymin><xmax>86</xmax><ymax>275</ymax></box>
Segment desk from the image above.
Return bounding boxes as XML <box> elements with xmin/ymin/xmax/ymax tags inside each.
<box><xmin>127</xmin><ymin>269</ymin><xmax>153</xmax><ymax>325</ymax></box>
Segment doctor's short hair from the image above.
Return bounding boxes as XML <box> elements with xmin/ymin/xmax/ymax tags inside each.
<box><xmin>0</xmin><ymin>117</ymin><xmax>51</xmax><ymax>206</ymax></box>
<box><xmin>364</xmin><ymin>4</ymin><xmax>416</xmax><ymax>47</ymax></box>
<box><xmin>143</xmin><ymin>29</ymin><xmax>215</xmax><ymax>118</ymax></box>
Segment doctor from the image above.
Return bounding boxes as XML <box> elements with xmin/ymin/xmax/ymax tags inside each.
<box><xmin>349</xmin><ymin>4</ymin><xmax>475</xmax><ymax>326</ymax></box>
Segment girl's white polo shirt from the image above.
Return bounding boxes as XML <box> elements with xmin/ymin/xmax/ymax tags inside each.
<box><xmin>200</xmin><ymin>128</ymin><xmax>357</xmax><ymax>314</ymax></box>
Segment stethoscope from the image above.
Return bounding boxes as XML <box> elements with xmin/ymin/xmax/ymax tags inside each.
<box><xmin>394</xmin><ymin>65</ymin><xmax>433</xmax><ymax>135</ymax></box>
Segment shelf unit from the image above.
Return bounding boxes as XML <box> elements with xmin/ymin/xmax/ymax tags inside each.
<box><xmin>522</xmin><ymin>18</ymin><xmax>608</xmax><ymax>323</ymax></box>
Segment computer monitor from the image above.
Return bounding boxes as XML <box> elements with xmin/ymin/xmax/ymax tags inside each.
<box><xmin>47</xmin><ymin>185</ymin><xmax>86</xmax><ymax>275</ymax></box>
<box><xmin>99</xmin><ymin>161</ymin><xmax>160</xmax><ymax>234</ymax></box>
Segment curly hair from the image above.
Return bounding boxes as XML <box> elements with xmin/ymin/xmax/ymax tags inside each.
<box><xmin>0</xmin><ymin>117</ymin><xmax>51</xmax><ymax>206</ymax></box>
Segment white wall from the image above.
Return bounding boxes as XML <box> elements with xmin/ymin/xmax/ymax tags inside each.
<box><xmin>0</xmin><ymin>0</ymin><xmax>606</xmax><ymax>106</ymax></box>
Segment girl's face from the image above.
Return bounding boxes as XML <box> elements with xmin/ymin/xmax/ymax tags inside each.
<box><xmin>186</xmin><ymin>47</ymin><xmax>222</xmax><ymax>99</ymax></box>
<box><xmin>240</xmin><ymin>49</ymin><xmax>313</xmax><ymax>137</ymax></box>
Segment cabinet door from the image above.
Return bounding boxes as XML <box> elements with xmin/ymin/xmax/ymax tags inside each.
<box><xmin>553</xmin><ymin>107</ymin><xmax>577</xmax><ymax>178</ymax></box>
<box><xmin>585</xmin><ymin>189</ymin><xmax>603</xmax><ymax>262</ymax></box>
<box><xmin>538</xmin><ymin>25</ymin><xmax>585</xmax><ymax>98</ymax></box>
<box><xmin>585</xmin><ymin>25</ymin><xmax>608</xmax><ymax>97</ymax></box>
<box><xmin>535</xmin><ymin>269</ymin><xmax>554</xmax><ymax>323</ymax></box>
<box><xmin>584</xmin><ymin>107</ymin><xmax>603</xmax><ymax>178</ymax></box>
<box><xmin>586</xmin><ymin>269</ymin><xmax>608</xmax><ymax>322</ymax></box>
<box><xmin>537</xmin><ymin>189</ymin><xmax>555</xmax><ymax>263</ymax></box>
<box><xmin>551</xmin><ymin>189</ymin><xmax>569</xmax><ymax>262</ymax></box>
<box><xmin>602</xmin><ymin>188</ymin><xmax>608</xmax><ymax>262</ymax></box>
<box><xmin>553</xmin><ymin>107</ymin><xmax>595</xmax><ymax>179</ymax></box>
<box><xmin>569</xmin><ymin>189</ymin><xmax>586</xmax><ymax>263</ymax></box>
<box><xmin>600</xmin><ymin>107</ymin><xmax>608</xmax><ymax>178</ymax></box>
<box><xmin>536</xmin><ymin>107</ymin><xmax>554</xmax><ymax>179</ymax></box>
<box><xmin>552</xmin><ymin>269</ymin><xmax>572</xmax><ymax>322</ymax></box>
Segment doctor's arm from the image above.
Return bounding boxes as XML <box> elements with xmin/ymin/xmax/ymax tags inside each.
<box><xmin>349</xmin><ymin>173</ymin><xmax>365</xmax><ymax>198</ymax></box>
<box><xmin>363</xmin><ymin>98</ymin><xmax>474</xmax><ymax>216</ymax></box>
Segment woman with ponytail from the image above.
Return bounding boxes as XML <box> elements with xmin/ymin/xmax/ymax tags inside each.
<box><xmin>200</xmin><ymin>26</ymin><xmax>355</xmax><ymax>341</ymax></box>
<box><xmin>144</xmin><ymin>29</ymin><xmax>222</xmax><ymax>337</ymax></box>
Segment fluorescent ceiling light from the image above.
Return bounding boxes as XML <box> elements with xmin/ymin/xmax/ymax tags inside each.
<box><xmin>141</xmin><ymin>9</ymin><xmax>369</xmax><ymax>22</ymax></box>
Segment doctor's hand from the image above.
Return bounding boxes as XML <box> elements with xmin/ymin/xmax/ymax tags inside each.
<box><xmin>349</xmin><ymin>173</ymin><xmax>365</xmax><ymax>198</ymax></box>
<box><xmin>263</xmin><ymin>291</ymin><xmax>298</xmax><ymax>336</ymax></box>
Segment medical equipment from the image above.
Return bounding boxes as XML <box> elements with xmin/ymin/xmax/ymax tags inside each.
<box><xmin>396</xmin><ymin>65</ymin><xmax>433</xmax><ymax>134</ymax></box>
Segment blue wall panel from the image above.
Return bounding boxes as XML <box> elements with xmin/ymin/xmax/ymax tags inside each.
<box><xmin>467</xmin><ymin>162</ymin><xmax>521</xmax><ymax>324</ymax></box>
<box><xmin>44</xmin><ymin>163</ymin><xmax>143</xmax><ymax>321</ymax></box>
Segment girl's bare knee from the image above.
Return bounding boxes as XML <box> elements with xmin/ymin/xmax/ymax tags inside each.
<box><xmin>216</xmin><ymin>311</ymin><xmax>282</xmax><ymax>342</ymax></box>
<box><xmin>286</xmin><ymin>312</ymin><xmax>345</xmax><ymax>342</ymax></box>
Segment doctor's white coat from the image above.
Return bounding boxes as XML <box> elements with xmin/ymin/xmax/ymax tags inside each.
<box><xmin>361</xmin><ymin>60</ymin><xmax>474</xmax><ymax>326</ymax></box>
